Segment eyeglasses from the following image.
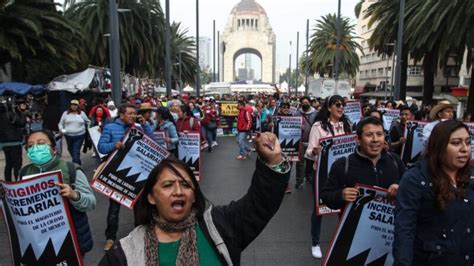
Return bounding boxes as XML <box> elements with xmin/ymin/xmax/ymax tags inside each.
<box><xmin>333</xmin><ymin>102</ymin><xmax>345</xmax><ymax>108</ymax></box>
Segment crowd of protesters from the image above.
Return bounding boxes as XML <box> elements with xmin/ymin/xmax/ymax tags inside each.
<box><xmin>1</xmin><ymin>89</ymin><xmax>474</xmax><ymax>265</ymax></box>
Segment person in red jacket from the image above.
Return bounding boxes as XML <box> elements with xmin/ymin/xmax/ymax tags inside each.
<box><xmin>236</xmin><ymin>100</ymin><xmax>253</xmax><ymax>160</ymax></box>
<box><xmin>176</xmin><ymin>105</ymin><xmax>201</xmax><ymax>133</ymax></box>
<box><xmin>201</xmin><ymin>98</ymin><xmax>219</xmax><ymax>152</ymax></box>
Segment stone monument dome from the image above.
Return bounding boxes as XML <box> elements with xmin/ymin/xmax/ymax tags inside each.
<box><xmin>219</xmin><ymin>0</ymin><xmax>276</xmax><ymax>83</ymax></box>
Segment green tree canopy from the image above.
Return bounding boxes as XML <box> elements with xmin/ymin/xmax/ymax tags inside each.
<box><xmin>304</xmin><ymin>14</ymin><xmax>363</xmax><ymax>78</ymax></box>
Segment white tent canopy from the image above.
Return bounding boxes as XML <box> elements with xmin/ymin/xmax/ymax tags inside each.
<box><xmin>48</xmin><ymin>68</ymin><xmax>95</xmax><ymax>93</ymax></box>
<box><xmin>183</xmin><ymin>85</ymin><xmax>194</xmax><ymax>92</ymax></box>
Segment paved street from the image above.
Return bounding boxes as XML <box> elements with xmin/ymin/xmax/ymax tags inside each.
<box><xmin>0</xmin><ymin>136</ymin><xmax>338</xmax><ymax>265</ymax></box>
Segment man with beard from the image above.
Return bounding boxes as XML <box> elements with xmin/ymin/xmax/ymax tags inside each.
<box><xmin>321</xmin><ymin>117</ymin><xmax>405</xmax><ymax>210</ymax></box>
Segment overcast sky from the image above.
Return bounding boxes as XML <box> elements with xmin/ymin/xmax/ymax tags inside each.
<box><xmin>159</xmin><ymin>0</ymin><xmax>360</xmax><ymax>77</ymax></box>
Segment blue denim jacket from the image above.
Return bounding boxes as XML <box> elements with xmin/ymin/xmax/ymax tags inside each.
<box><xmin>156</xmin><ymin>120</ymin><xmax>178</xmax><ymax>151</ymax></box>
<box><xmin>98</xmin><ymin>118</ymin><xmax>153</xmax><ymax>155</ymax></box>
<box><xmin>394</xmin><ymin>160</ymin><xmax>474</xmax><ymax>266</ymax></box>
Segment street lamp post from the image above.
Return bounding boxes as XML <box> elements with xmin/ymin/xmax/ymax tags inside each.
<box><xmin>108</xmin><ymin>0</ymin><xmax>121</xmax><ymax>104</ymax></box>
<box><xmin>305</xmin><ymin>19</ymin><xmax>309</xmax><ymax>96</ymax></box>
<box><xmin>288</xmin><ymin>41</ymin><xmax>292</xmax><ymax>95</ymax></box>
<box><xmin>334</xmin><ymin>0</ymin><xmax>341</xmax><ymax>81</ymax></box>
<box><xmin>384</xmin><ymin>43</ymin><xmax>395</xmax><ymax>100</ymax></box>
<box><xmin>195</xmin><ymin>0</ymin><xmax>201</xmax><ymax>97</ymax></box>
<box><xmin>394</xmin><ymin>0</ymin><xmax>405</xmax><ymax>101</ymax></box>
<box><xmin>165</xmin><ymin>0</ymin><xmax>172</xmax><ymax>96</ymax></box>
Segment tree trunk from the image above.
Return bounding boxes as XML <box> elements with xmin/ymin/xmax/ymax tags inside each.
<box><xmin>466</xmin><ymin>65</ymin><xmax>474</xmax><ymax>116</ymax></box>
<box><xmin>422</xmin><ymin>49</ymin><xmax>438</xmax><ymax>104</ymax></box>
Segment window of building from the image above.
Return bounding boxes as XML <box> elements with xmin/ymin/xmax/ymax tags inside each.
<box><xmin>371</xmin><ymin>69</ymin><xmax>376</xmax><ymax>77</ymax></box>
<box><xmin>365</xmin><ymin>70</ymin><xmax>369</xmax><ymax>78</ymax></box>
<box><xmin>408</xmin><ymin>65</ymin><xmax>422</xmax><ymax>75</ymax></box>
<box><xmin>385</xmin><ymin>67</ymin><xmax>391</xmax><ymax>77</ymax></box>
<box><xmin>378</xmin><ymin>68</ymin><xmax>384</xmax><ymax>77</ymax></box>
<box><xmin>255</xmin><ymin>19</ymin><xmax>258</xmax><ymax>29</ymax></box>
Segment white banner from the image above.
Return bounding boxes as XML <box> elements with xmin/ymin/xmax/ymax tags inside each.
<box><xmin>178</xmin><ymin>133</ymin><xmax>201</xmax><ymax>181</ymax></box>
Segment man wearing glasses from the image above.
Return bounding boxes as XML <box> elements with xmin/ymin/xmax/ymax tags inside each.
<box><xmin>98</xmin><ymin>103</ymin><xmax>153</xmax><ymax>251</ymax></box>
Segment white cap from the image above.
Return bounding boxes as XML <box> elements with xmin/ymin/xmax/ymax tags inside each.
<box><xmin>107</xmin><ymin>100</ymin><xmax>115</xmax><ymax>107</ymax></box>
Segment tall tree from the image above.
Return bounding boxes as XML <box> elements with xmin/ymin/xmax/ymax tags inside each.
<box><xmin>0</xmin><ymin>0</ymin><xmax>86</xmax><ymax>83</ymax></box>
<box><xmin>170</xmin><ymin>22</ymin><xmax>198</xmax><ymax>87</ymax></box>
<box><xmin>65</xmin><ymin>0</ymin><xmax>164</xmax><ymax>78</ymax></box>
<box><xmin>304</xmin><ymin>14</ymin><xmax>363</xmax><ymax>78</ymax></box>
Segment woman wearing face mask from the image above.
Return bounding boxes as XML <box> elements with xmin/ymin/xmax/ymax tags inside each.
<box><xmin>18</xmin><ymin>129</ymin><xmax>96</xmax><ymax>257</ymax></box>
<box><xmin>295</xmin><ymin>96</ymin><xmax>317</xmax><ymax>189</ymax></box>
<box><xmin>305</xmin><ymin>95</ymin><xmax>352</xmax><ymax>259</ymax></box>
<box><xmin>99</xmin><ymin>132</ymin><xmax>291</xmax><ymax>266</ymax></box>
<box><xmin>155</xmin><ymin>107</ymin><xmax>179</xmax><ymax>158</ymax></box>
<box><xmin>58</xmin><ymin>100</ymin><xmax>91</xmax><ymax>165</ymax></box>
<box><xmin>394</xmin><ymin>120</ymin><xmax>474</xmax><ymax>265</ymax></box>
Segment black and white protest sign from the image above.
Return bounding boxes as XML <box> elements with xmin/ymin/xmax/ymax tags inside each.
<box><xmin>88</xmin><ymin>126</ymin><xmax>107</xmax><ymax>159</ymax></box>
<box><xmin>316</xmin><ymin>134</ymin><xmax>357</xmax><ymax>215</ymax></box>
<box><xmin>272</xmin><ymin>116</ymin><xmax>303</xmax><ymax>161</ymax></box>
<box><xmin>400</xmin><ymin>121</ymin><xmax>428</xmax><ymax>165</ymax></box>
<box><xmin>344</xmin><ymin>101</ymin><xmax>362</xmax><ymax>126</ymax></box>
<box><xmin>379</xmin><ymin>108</ymin><xmax>400</xmax><ymax>131</ymax></box>
<box><xmin>323</xmin><ymin>185</ymin><xmax>395</xmax><ymax>266</ymax></box>
<box><xmin>1</xmin><ymin>171</ymin><xmax>83</xmax><ymax>266</ymax></box>
<box><xmin>153</xmin><ymin>131</ymin><xmax>167</xmax><ymax>149</ymax></box>
<box><xmin>92</xmin><ymin>127</ymin><xmax>170</xmax><ymax>208</ymax></box>
<box><xmin>178</xmin><ymin>133</ymin><xmax>201</xmax><ymax>181</ymax></box>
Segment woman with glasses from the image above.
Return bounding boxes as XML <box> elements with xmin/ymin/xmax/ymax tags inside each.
<box><xmin>305</xmin><ymin>95</ymin><xmax>352</xmax><ymax>259</ymax></box>
<box><xmin>18</xmin><ymin>129</ymin><xmax>96</xmax><ymax>257</ymax></box>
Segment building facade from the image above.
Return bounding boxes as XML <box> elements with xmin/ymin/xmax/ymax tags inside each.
<box><xmin>355</xmin><ymin>0</ymin><xmax>460</xmax><ymax>99</ymax></box>
<box><xmin>199</xmin><ymin>37</ymin><xmax>211</xmax><ymax>70</ymax></box>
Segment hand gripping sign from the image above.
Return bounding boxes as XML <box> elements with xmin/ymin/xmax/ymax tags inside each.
<box><xmin>323</xmin><ymin>185</ymin><xmax>395</xmax><ymax>266</ymax></box>
<box><xmin>1</xmin><ymin>171</ymin><xmax>83</xmax><ymax>266</ymax></box>
<box><xmin>91</xmin><ymin>127</ymin><xmax>170</xmax><ymax>208</ymax></box>
<box><xmin>316</xmin><ymin>134</ymin><xmax>357</xmax><ymax>215</ymax></box>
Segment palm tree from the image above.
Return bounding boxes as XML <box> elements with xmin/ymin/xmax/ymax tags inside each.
<box><xmin>170</xmin><ymin>22</ymin><xmax>199</xmax><ymax>88</ymax></box>
<box><xmin>304</xmin><ymin>14</ymin><xmax>363</xmax><ymax>78</ymax></box>
<box><xmin>354</xmin><ymin>0</ymin><xmax>364</xmax><ymax>19</ymax></box>
<box><xmin>65</xmin><ymin>0</ymin><xmax>164</xmax><ymax>78</ymax></box>
<box><xmin>404</xmin><ymin>0</ymin><xmax>474</xmax><ymax>105</ymax></box>
<box><xmin>0</xmin><ymin>0</ymin><xmax>86</xmax><ymax>83</ymax></box>
<box><xmin>365</xmin><ymin>0</ymin><xmax>409</xmax><ymax>100</ymax></box>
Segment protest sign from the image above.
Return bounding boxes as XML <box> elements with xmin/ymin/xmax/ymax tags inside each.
<box><xmin>323</xmin><ymin>185</ymin><xmax>395</xmax><ymax>266</ymax></box>
<box><xmin>220</xmin><ymin>101</ymin><xmax>239</xmax><ymax>116</ymax></box>
<box><xmin>91</xmin><ymin>127</ymin><xmax>170</xmax><ymax>208</ymax></box>
<box><xmin>400</xmin><ymin>121</ymin><xmax>428</xmax><ymax>165</ymax></box>
<box><xmin>289</xmin><ymin>106</ymin><xmax>298</xmax><ymax>116</ymax></box>
<box><xmin>153</xmin><ymin>131</ymin><xmax>167</xmax><ymax>149</ymax></box>
<box><xmin>88</xmin><ymin>126</ymin><xmax>107</xmax><ymax>159</ymax></box>
<box><xmin>344</xmin><ymin>101</ymin><xmax>362</xmax><ymax>126</ymax></box>
<box><xmin>464</xmin><ymin>122</ymin><xmax>474</xmax><ymax>163</ymax></box>
<box><xmin>1</xmin><ymin>171</ymin><xmax>83</xmax><ymax>266</ymax></box>
<box><xmin>272</xmin><ymin>116</ymin><xmax>303</xmax><ymax>161</ymax></box>
<box><xmin>379</xmin><ymin>108</ymin><xmax>400</xmax><ymax>131</ymax></box>
<box><xmin>316</xmin><ymin>134</ymin><xmax>357</xmax><ymax>215</ymax></box>
<box><xmin>178</xmin><ymin>133</ymin><xmax>201</xmax><ymax>181</ymax></box>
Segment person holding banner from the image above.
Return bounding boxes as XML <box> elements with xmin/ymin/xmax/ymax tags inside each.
<box><xmin>321</xmin><ymin>117</ymin><xmax>404</xmax><ymax>209</ymax></box>
<box><xmin>305</xmin><ymin>95</ymin><xmax>352</xmax><ymax>259</ymax></box>
<box><xmin>295</xmin><ymin>96</ymin><xmax>317</xmax><ymax>189</ymax></box>
<box><xmin>19</xmin><ymin>129</ymin><xmax>97</xmax><ymax>256</ymax></box>
<box><xmin>99</xmin><ymin>132</ymin><xmax>291</xmax><ymax>266</ymax></box>
<box><xmin>99</xmin><ymin>103</ymin><xmax>154</xmax><ymax>251</ymax></box>
<box><xmin>176</xmin><ymin>105</ymin><xmax>201</xmax><ymax>134</ymax></box>
<box><xmin>390</xmin><ymin>106</ymin><xmax>414</xmax><ymax>155</ymax></box>
<box><xmin>155</xmin><ymin>107</ymin><xmax>179</xmax><ymax>158</ymax></box>
<box><xmin>394</xmin><ymin>120</ymin><xmax>474</xmax><ymax>266</ymax></box>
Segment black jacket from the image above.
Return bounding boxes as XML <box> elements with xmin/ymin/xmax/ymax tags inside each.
<box><xmin>0</xmin><ymin>106</ymin><xmax>27</xmax><ymax>143</ymax></box>
<box><xmin>99</xmin><ymin>158</ymin><xmax>290</xmax><ymax>266</ymax></box>
<box><xmin>321</xmin><ymin>148</ymin><xmax>405</xmax><ymax>210</ymax></box>
<box><xmin>393</xmin><ymin>160</ymin><xmax>474</xmax><ymax>266</ymax></box>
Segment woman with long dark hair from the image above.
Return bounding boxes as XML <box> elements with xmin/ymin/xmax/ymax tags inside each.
<box><xmin>99</xmin><ymin>132</ymin><xmax>291</xmax><ymax>265</ymax></box>
<box><xmin>305</xmin><ymin>94</ymin><xmax>352</xmax><ymax>258</ymax></box>
<box><xmin>394</xmin><ymin>120</ymin><xmax>474</xmax><ymax>265</ymax></box>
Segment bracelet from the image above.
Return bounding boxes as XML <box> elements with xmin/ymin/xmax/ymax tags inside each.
<box><xmin>265</xmin><ymin>153</ymin><xmax>291</xmax><ymax>174</ymax></box>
